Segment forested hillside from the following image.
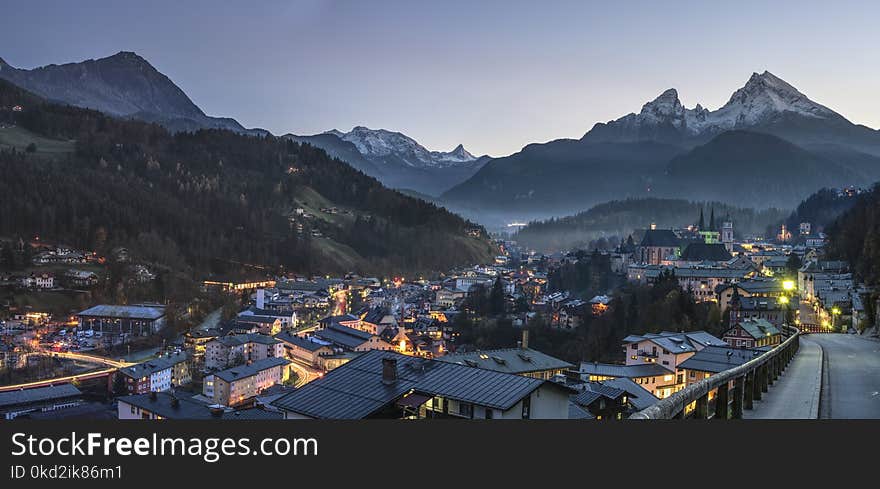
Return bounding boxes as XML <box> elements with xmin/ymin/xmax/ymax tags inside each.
<box><xmin>0</xmin><ymin>79</ymin><xmax>494</xmax><ymax>278</ymax></box>
<box><xmin>515</xmin><ymin>198</ymin><xmax>786</xmax><ymax>251</ymax></box>
<box><xmin>825</xmin><ymin>184</ymin><xmax>880</xmax><ymax>285</ymax></box>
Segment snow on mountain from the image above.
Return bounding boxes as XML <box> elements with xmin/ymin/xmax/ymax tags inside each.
<box><xmin>587</xmin><ymin>71</ymin><xmax>845</xmax><ymax>142</ymax></box>
<box><xmin>325</xmin><ymin>126</ymin><xmax>477</xmax><ymax>169</ymax></box>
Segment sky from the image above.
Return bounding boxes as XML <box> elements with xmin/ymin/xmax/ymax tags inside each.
<box><xmin>2</xmin><ymin>0</ymin><xmax>879</xmax><ymax>156</ymax></box>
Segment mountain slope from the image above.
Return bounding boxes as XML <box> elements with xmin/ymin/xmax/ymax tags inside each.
<box><xmin>0</xmin><ymin>79</ymin><xmax>494</xmax><ymax>276</ymax></box>
<box><xmin>441</xmin><ymin>137</ymin><xmax>684</xmax><ymax>217</ymax></box>
<box><xmin>0</xmin><ymin>51</ymin><xmax>264</xmax><ymax>135</ymax></box>
<box><xmin>664</xmin><ymin>131</ymin><xmax>864</xmax><ymax>208</ymax></box>
<box><xmin>291</xmin><ymin>127</ymin><xmax>488</xmax><ymax>196</ymax></box>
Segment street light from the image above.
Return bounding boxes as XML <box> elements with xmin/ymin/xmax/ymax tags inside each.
<box><xmin>782</xmin><ymin>280</ymin><xmax>795</xmax><ymax>292</ymax></box>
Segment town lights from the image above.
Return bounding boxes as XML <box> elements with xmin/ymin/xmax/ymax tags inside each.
<box><xmin>831</xmin><ymin>306</ymin><xmax>841</xmax><ymax>315</ymax></box>
<box><xmin>782</xmin><ymin>280</ymin><xmax>795</xmax><ymax>291</ymax></box>
<box><xmin>778</xmin><ymin>296</ymin><xmax>789</xmax><ymax>305</ymax></box>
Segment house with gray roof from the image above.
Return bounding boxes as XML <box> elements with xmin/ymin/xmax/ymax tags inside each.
<box><xmin>271</xmin><ymin>350</ymin><xmax>574</xmax><ymax>419</ymax></box>
<box><xmin>438</xmin><ymin>346</ymin><xmax>573</xmax><ymax>380</ymax></box>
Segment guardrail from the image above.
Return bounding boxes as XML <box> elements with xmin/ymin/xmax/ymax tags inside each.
<box><xmin>629</xmin><ymin>326</ymin><xmax>800</xmax><ymax>419</ymax></box>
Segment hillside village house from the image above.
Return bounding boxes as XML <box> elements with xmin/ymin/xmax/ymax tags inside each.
<box><xmin>203</xmin><ymin>357</ymin><xmax>291</xmax><ymax>407</ymax></box>
<box><xmin>21</xmin><ymin>272</ymin><xmax>54</xmax><ymax>289</ymax></box>
<box><xmin>272</xmin><ymin>351</ymin><xmax>574</xmax><ymax>419</ymax></box>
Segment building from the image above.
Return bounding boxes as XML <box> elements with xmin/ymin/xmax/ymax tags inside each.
<box><xmin>275</xmin><ymin>331</ymin><xmax>334</xmax><ymax>369</ymax></box>
<box><xmin>623</xmin><ymin>331</ymin><xmax>727</xmax><ymax>368</ymax></box>
<box><xmin>231</xmin><ymin>315</ymin><xmax>281</xmax><ymax>336</ymax></box>
<box><xmin>313</xmin><ymin>323</ymin><xmax>395</xmax><ymax>352</ymax></box>
<box><xmin>678</xmin><ymin>243</ymin><xmax>732</xmax><ymax>263</ymax></box>
<box><xmin>204</xmin><ymin>333</ymin><xmax>284</xmax><ymax>370</ymax></box>
<box><xmin>589</xmin><ymin>295</ymin><xmax>612</xmax><ymax>316</ymax></box>
<box><xmin>20</xmin><ymin>272</ymin><xmax>54</xmax><ymax>289</ymax></box>
<box><xmin>272</xmin><ymin>350</ymin><xmax>573</xmax><ymax>419</ymax></box>
<box><xmin>76</xmin><ymin>304</ymin><xmax>166</xmax><ymax>337</ymax></box>
<box><xmin>203</xmin><ymin>357</ymin><xmax>291</xmax><ymax>407</ymax></box>
<box><xmin>716</xmin><ymin>278</ymin><xmax>788</xmax><ymax>312</ymax></box>
<box><xmin>116</xmin><ymin>352</ymin><xmax>192</xmax><ymax>394</ymax></box>
<box><xmin>677</xmin><ymin>345</ymin><xmax>763</xmax><ymax>387</ymax></box>
<box><xmin>636</xmin><ymin>229</ymin><xmax>681</xmax><ymax>265</ymax></box>
<box><xmin>723</xmin><ymin>319</ymin><xmax>782</xmax><ymax>349</ymax></box>
<box><xmin>184</xmin><ymin>330</ymin><xmax>218</xmax><ymax>364</ymax></box>
<box><xmin>0</xmin><ymin>384</ymin><xmax>83</xmax><ymax>420</ymax></box>
<box><xmin>438</xmin><ymin>342</ymin><xmax>572</xmax><ymax>380</ymax></box>
<box><xmin>65</xmin><ymin>269</ymin><xmax>99</xmax><ymax>287</ymax></box>
<box><xmin>118</xmin><ymin>391</ymin><xmax>283</xmax><ymax>420</ymax></box>
<box><xmin>579</xmin><ymin>362</ymin><xmax>683</xmax><ymax>400</ymax></box>
<box><xmin>730</xmin><ymin>295</ymin><xmax>787</xmax><ymax>328</ymax></box>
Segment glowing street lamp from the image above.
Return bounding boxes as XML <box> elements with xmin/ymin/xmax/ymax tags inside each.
<box><xmin>778</xmin><ymin>296</ymin><xmax>789</xmax><ymax>305</ymax></box>
<box><xmin>782</xmin><ymin>280</ymin><xmax>796</xmax><ymax>292</ymax></box>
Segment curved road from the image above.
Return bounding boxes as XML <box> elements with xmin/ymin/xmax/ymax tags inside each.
<box><xmin>810</xmin><ymin>334</ymin><xmax>880</xmax><ymax>419</ymax></box>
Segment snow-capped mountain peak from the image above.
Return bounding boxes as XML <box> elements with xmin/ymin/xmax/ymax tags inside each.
<box><xmin>585</xmin><ymin>70</ymin><xmax>846</xmax><ymax>143</ymax></box>
<box><xmin>716</xmin><ymin>70</ymin><xmax>839</xmax><ymax>125</ymax></box>
<box><xmin>325</xmin><ymin>126</ymin><xmax>477</xmax><ymax>169</ymax></box>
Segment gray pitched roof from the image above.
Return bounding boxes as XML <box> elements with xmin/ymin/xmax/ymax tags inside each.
<box><xmin>214</xmin><ymin>333</ymin><xmax>280</xmax><ymax>347</ymax></box>
<box><xmin>272</xmin><ymin>350</ymin><xmax>570</xmax><ymax>419</ymax></box>
<box><xmin>0</xmin><ymin>384</ymin><xmax>82</xmax><ymax>408</ymax></box>
<box><xmin>118</xmin><ymin>353</ymin><xmax>189</xmax><ymax>379</ymax></box>
<box><xmin>437</xmin><ymin>347</ymin><xmax>573</xmax><ymax>375</ymax></box>
<box><xmin>578</xmin><ymin>362</ymin><xmax>672</xmax><ymax>378</ymax></box>
<box><xmin>211</xmin><ymin>357</ymin><xmax>290</xmax><ymax>383</ymax></box>
<box><xmin>677</xmin><ymin>346</ymin><xmax>763</xmax><ymax>373</ymax></box>
<box><xmin>120</xmin><ymin>392</ymin><xmax>283</xmax><ymax>419</ymax></box>
<box><xmin>275</xmin><ymin>331</ymin><xmax>332</xmax><ymax>351</ymax></box>
<box><xmin>730</xmin><ymin>318</ymin><xmax>781</xmax><ymax>339</ymax></box>
<box><xmin>680</xmin><ymin>243</ymin><xmax>733</xmax><ymax>262</ymax></box>
<box><xmin>77</xmin><ymin>304</ymin><xmax>165</xmax><ymax>320</ymax></box>
<box><xmin>622</xmin><ymin>330</ymin><xmax>727</xmax><ymax>352</ymax></box>
<box><xmin>600</xmin><ymin>377</ymin><xmax>659</xmax><ymax>410</ymax></box>
<box><xmin>639</xmin><ymin>229</ymin><xmax>681</xmax><ymax>247</ymax></box>
<box><xmin>313</xmin><ymin>323</ymin><xmax>374</xmax><ymax>349</ymax></box>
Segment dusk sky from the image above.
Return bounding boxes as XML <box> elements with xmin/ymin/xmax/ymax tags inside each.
<box><xmin>2</xmin><ymin>0</ymin><xmax>878</xmax><ymax>156</ymax></box>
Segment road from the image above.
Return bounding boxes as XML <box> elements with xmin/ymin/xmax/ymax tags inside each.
<box><xmin>810</xmin><ymin>334</ymin><xmax>880</xmax><ymax>419</ymax></box>
<box><xmin>288</xmin><ymin>358</ymin><xmax>322</xmax><ymax>386</ymax></box>
<box><xmin>743</xmin><ymin>337</ymin><xmax>823</xmax><ymax>419</ymax></box>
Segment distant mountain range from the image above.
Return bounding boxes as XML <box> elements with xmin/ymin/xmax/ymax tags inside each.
<box><xmin>289</xmin><ymin>127</ymin><xmax>489</xmax><ymax>196</ymax></box>
<box><xmin>0</xmin><ymin>51</ymin><xmax>486</xmax><ymax>196</ymax></box>
<box><xmin>4</xmin><ymin>51</ymin><xmax>879</xmax><ymax>227</ymax></box>
<box><xmin>443</xmin><ymin>71</ymin><xmax>880</xmax><ymax>221</ymax></box>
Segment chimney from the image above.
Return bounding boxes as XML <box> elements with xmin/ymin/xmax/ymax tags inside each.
<box><xmin>381</xmin><ymin>357</ymin><xmax>398</xmax><ymax>385</ymax></box>
<box><xmin>521</xmin><ymin>329</ymin><xmax>529</xmax><ymax>350</ymax></box>
<box><xmin>256</xmin><ymin>289</ymin><xmax>265</xmax><ymax>310</ymax></box>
